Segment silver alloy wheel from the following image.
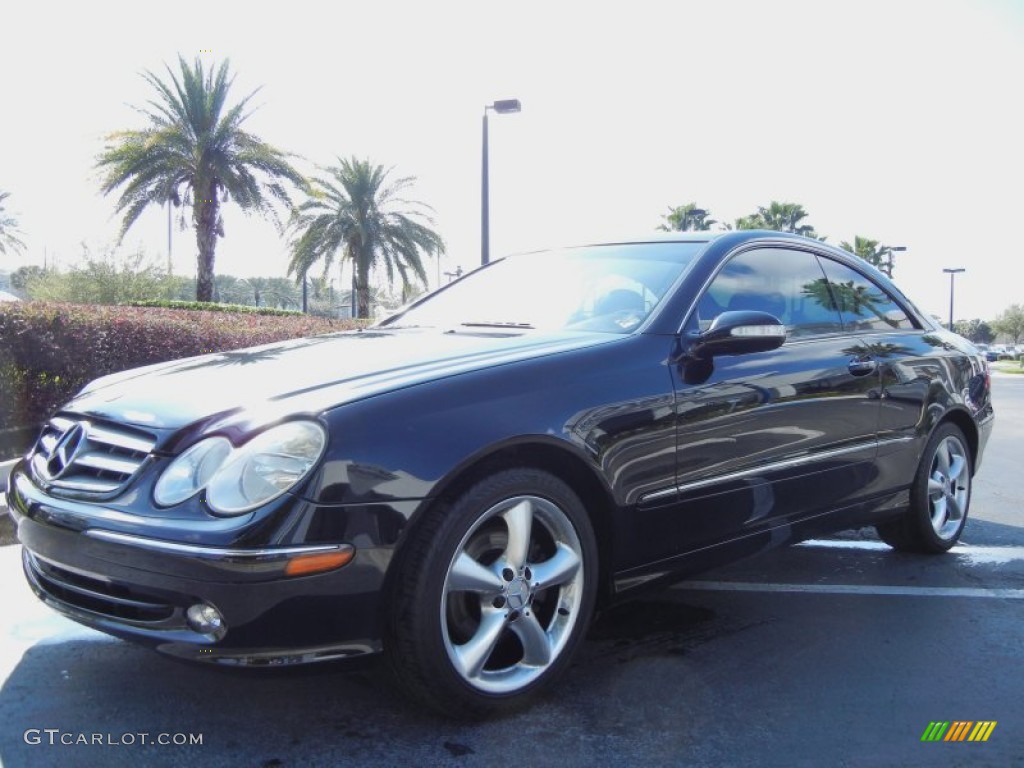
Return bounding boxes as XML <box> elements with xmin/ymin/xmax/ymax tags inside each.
<box><xmin>927</xmin><ymin>433</ymin><xmax>971</xmax><ymax>541</ymax></box>
<box><xmin>440</xmin><ymin>494</ymin><xmax>585</xmax><ymax>694</ymax></box>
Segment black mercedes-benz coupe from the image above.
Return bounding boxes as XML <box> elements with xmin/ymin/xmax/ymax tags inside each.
<box><xmin>6</xmin><ymin>230</ymin><xmax>993</xmax><ymax>716</ymax></box>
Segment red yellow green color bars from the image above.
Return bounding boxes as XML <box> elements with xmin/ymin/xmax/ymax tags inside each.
<box><xmin>921</xmin><ymin>721</ymin><xmax>997</xmax><ymax>742</ymax></box>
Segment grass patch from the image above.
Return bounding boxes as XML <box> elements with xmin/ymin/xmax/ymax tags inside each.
<box><xmin>0</xmin><ymin>513</ymin><xmax>14</xmax><ymax>547</ymax></box>
<box><xmin>991</xmin><ymin>361</ymin><xmax>1024</xmax><ymax>374</ymax></box>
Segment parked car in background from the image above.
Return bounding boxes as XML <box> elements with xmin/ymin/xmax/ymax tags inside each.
<box><xmin>976</xmin><ymin>344</ymin><xmax>998</xmax><ymax>362</ymax></box>
<box><xmin>6</xmin><ymin>230</ymin><xmax>994</xmax><ymax>716</ymax></box>
<box><xmin>989</xmin><ymin>345</ymin><xmax>1020</xmax><ymax>360</ymax></box>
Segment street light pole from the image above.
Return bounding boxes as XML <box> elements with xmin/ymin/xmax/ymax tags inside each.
<box><xmin>943</xmin><ymin>267</ymin><xmax>965</xmax><ymax>330</ymax></box>
<box><xmin>481</xmin><ymin>99</ymin><xmax>521</xmax><ymax>266</ymax></box>
<box><xmin>481</xmin><ymin>109</ymin><xmax>489</xmax><ymax>266</ymax></box>
<box><xmin>886</xmin><ymin>245</ymin><xmax>906</xmax><ymax>278</ymax></box>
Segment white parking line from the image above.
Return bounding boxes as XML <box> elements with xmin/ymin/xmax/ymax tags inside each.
<box><xmin>670</xmin><ymin>539</ymin><xmax>1024</xmax><ymax>598</ymax></box>
<box><xmin>673</xmin><ymin>581</ymin><xmax>1024</xmax><ymax>599</ymax></box>
<box><xmin>797</xmin><ymin>538</ymin><xmax>1024</xmax><ymax>565</ymax></box>
<box><xmin>797</xmin><ymin>539</ymin><xmax>898</xmax><ymax>551</ymax></box>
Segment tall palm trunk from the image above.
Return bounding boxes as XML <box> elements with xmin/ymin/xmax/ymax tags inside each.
<box><xmin>356</xmin><ymin>257</ymin><xmax>371</xmax><ymax>319</ymax></box>
<box><xmin>195</xmin><ymin>182</ymin><xmax>219</xmax><ymax>302</ymax></box>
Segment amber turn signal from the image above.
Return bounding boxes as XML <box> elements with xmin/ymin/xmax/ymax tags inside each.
<box><xmin>285</xmin><ymin>548</ymin><xmax>355</xmax><ymax>577</ymax></box>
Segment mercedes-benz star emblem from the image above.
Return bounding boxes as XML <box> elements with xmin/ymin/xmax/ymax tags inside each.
<box><xmin>45</xmin><ymin>423</ymin><xmax>86</xmax><ymax>480</ymax></box>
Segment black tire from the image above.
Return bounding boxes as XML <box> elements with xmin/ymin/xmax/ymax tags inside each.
<box><xmin>384</xmin><ymin>468</ymin><xmax>598</xmax><ymax>718</ymax></box>
<box><xmin>876</xmin><ymin>423</ymin><xmax>972</xmax><ymax>553</ymax></box>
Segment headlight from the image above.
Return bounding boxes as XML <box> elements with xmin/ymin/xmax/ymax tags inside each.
<box><xmin>154</xmin><ymin>438</ymin><xmax>232</xmax><ymax>506</ymax></box>
<box><xmin>153</xmin><ymin>421</ymin><xmax>326</xmax><ymax>515</ymax></box>
<box><xmin>206</xmin><ymin>421</ymin><xmax>326</xmax><ymax>514</ymax></box>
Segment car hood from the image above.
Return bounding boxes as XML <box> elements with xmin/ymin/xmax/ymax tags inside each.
<box><xmin>64</xmin><ymin>328</ymin><xmax>619</xmax><ymax>433</ymax></box>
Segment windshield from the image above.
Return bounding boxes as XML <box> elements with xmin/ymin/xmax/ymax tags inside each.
<box><xmin>382</xmin><ymin>242</ymin><xmax>704</xmax><ymax>333</ymax></box>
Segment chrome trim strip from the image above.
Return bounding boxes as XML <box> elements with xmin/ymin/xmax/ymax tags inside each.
<box><xmin>46</xmin><ymin>478</ymin><xmax>122</xmax><ymax>493</ymax></box>
<box><xmin>28</xmin><ymin>456</ymin><xmax>122</xmax><ymax>492</ymax></box>
<box><xmin>74</xmin><ymin>452</ymin><xmax>140</xmax><ymax>475</ymax></box>
<box><xmin>639</xmin><ymin>441</ymin><xmax>877</xmax><ymax>504</ymax></box>
<box><xmin>877</xmin><ymin>436</ymin><xmax>915</xmax><ymax>448</ymax></box>
<box><xmin>50</xmin><ymin>416</ymin><xmax>75</xmax><ymax>431</ymax></box>
<box><xmin>87</xmin><ymin>425</ymin><xmax>155</xmax><ymax>454</ymax></box>
<box><xmin>83</xmin><ymin>530</ymin><xmax>352</xmax><ymax>561</ymax></box>
<box><xmin>640</xmin><ymin>487</ymin><xmax>679</xmax><ymax>503</ymax></box>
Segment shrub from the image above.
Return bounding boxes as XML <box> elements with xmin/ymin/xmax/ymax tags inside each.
<box><xmin>126</xmin><ymin>299</ymin><xmax>303</xmax><ymax>316</ymax></box>
<box><xmin>23</xmin><ymin>246</ymin><xmax>183</xmax><ymax>304</ymax></box>
<box><xmin>0</xmin><ymin>302</ymin><xmax>356</xmax><ymax>456</ymax></box>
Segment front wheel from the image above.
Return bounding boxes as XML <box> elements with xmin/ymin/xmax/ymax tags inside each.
<box><xmin>876</xmin><ymin>423</ymin><xmax>973</xmax><ymax>553</ymax></box>
<box><xmin>385</xmin><ymin>468</ymin><xmax>598</xmax><ymax>717</ymax></box>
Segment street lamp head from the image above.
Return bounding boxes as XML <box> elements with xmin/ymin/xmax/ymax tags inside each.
<box><xmin>889</xmin><ymin>246</ymin><xmax>907</xmax><ymax>252</ymax></box>
<box><xmin>943</xmin><ymin>267</ymin><xmax>966</xmax><ymax>275</ymax></box>
<box><xmin>489</xmin><ymin>99</ymin><xmax>522</xmax><ymax>114</ymax></box>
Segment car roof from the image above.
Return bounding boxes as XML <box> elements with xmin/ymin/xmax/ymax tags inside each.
<box><xmin>504</xmin><ymin>231</ymin><xmax>867</xmax><ymax>274</ymax></box>
<box><xmin>567</xmin><ymin>230</ymin><xmax>840</xmax><ymax>248</ymax></box>
<box><xmin>572</xmin><ymin>231</ymin><xmax>725</xmax><ymax>247</ymax></box>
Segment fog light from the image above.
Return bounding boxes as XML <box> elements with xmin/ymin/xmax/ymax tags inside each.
<box><xmin>187</xmin><ymin>603</ymin><xmax>225</xmax><ymax>636</ymax></box>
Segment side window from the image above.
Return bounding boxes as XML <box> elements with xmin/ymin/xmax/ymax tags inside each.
<box><xmin>695</xmin><ymin>248</ymin><xmax>843</xmax><ymax>338</ymax></box>
<box><xmin>817</xmin><ymin>258</ymin><xmax>916</xmax><ymax>332</ymax></box>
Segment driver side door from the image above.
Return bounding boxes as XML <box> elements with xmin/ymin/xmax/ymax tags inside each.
<box><xmin>665</xmin><ymin>246</ymin><xmax>882</xmax><ymax>552</ymax></box>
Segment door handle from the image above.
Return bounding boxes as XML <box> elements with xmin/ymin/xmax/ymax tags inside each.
<box><xmin>848</xmin><ymin>357</ymin><xmax>878</xmax><ymax>376</ymax></box>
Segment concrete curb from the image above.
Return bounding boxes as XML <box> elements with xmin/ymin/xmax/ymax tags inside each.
<box><xmin>1</xmin><ymin>459</ymin><xmax>14</xmax><ymax>544</ymax></box>
<box><xmin>1</xmin><ymin>458</ymin><xmax>17</xmax><ymax>494</ymax></box>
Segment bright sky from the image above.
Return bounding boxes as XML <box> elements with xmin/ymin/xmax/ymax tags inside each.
<box><xmin>2</xmin><ymin>0</ymin><xmax>1022</xmax><ymax>322</ymax></box>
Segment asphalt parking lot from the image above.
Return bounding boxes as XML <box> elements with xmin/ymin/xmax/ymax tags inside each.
<box><xmin>1</xmin><ymin>373</ymin><xmax>1021</xmax><ymax>768</ymax></box>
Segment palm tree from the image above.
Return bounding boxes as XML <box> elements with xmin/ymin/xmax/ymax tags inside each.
<box><xmin>839</xmin><ymin>235</ymin><xmax>894</xmax><ymax>277</ymax></box>
<box><xmin>732</xmin><ymin>214</ymin><xmax>762</xmax><ymax>230</ymax></box>
<box><xmin>287</xmin><ymin>157</ymin><xmax>444</xmax><ymax>319</ymax></box>
<box><xmin>658</xmin><ymin>203</ymin><xmax>716</xmax><ymax>231</ymax></box>
<box><xmin>804</xmin><ymin>277</ymin><xmax>895</xmax><ymax>327</ymax></box>
<box><xmin>737</xmin><ymin>201</ymin><xmax>822</xmax><ymax>239</ymax></box>
<box><xmin>0</xmin><ymin>191</ymin><xmax>27</xmax><ymax>257</ymax></box>
<box><xmin>96</xmin><ymin>56</ymin><xmax>307</xmax><ymax>302</ymax></box>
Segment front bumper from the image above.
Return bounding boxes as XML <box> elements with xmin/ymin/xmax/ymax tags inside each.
<box><xmin>7</xmin><ymin>465</ymin><xmax>397</xmax><ymax>665</ymax></box>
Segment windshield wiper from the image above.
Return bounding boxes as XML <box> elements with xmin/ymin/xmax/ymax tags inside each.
<box><xmin>460</xmin><ymin>321</ymin><xmax>535</xmax><ymax>329</ymax></box>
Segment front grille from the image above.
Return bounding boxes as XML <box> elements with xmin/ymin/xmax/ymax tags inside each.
<box><xmin>29</xmin><ymin>416</ymin><xmax>156</xmax><ymax>497</ymax></box>
<box><xmin>24</xmin><ymin>551</ymin><xmax>177</xmax><ymax>624</ymax></box>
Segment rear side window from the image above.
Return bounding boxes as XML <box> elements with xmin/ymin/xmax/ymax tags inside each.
<box><xmin>818</xmin><ymin>259</ymin><xmax>916</xmax><ymax>332</ymax></box>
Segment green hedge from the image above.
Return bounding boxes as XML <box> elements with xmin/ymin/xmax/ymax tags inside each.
<box><xmin>0</xmin><ymin>302</ymin><xmax>355</xmax><ymax>457</ymax></box>
<box><xmin>126</xmin><ymin>299</ymin><xmax>303</xmax><ymax>316</ymax></box>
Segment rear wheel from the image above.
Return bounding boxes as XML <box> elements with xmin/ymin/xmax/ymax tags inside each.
<box><xmin>876</xmin><ymin>423</ymin><xmax>972</xmax><ymax>553</ymax></box>
<box><xmin>385</xmin><ymin>468</ymin><xmax>597</xmax><ymax>717</ymax></box>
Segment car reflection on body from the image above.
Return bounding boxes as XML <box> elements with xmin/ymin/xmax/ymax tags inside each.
<box><xmin>6</xmin><ymin>230</ymin><xmax>994</xmax><ymax>717</ymax></box>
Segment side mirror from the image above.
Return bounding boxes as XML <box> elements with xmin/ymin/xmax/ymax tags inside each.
<box><xmin>689</xmin><ymin>310</ymin><xmax>787</xmax><ymax>359</ymax></box>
